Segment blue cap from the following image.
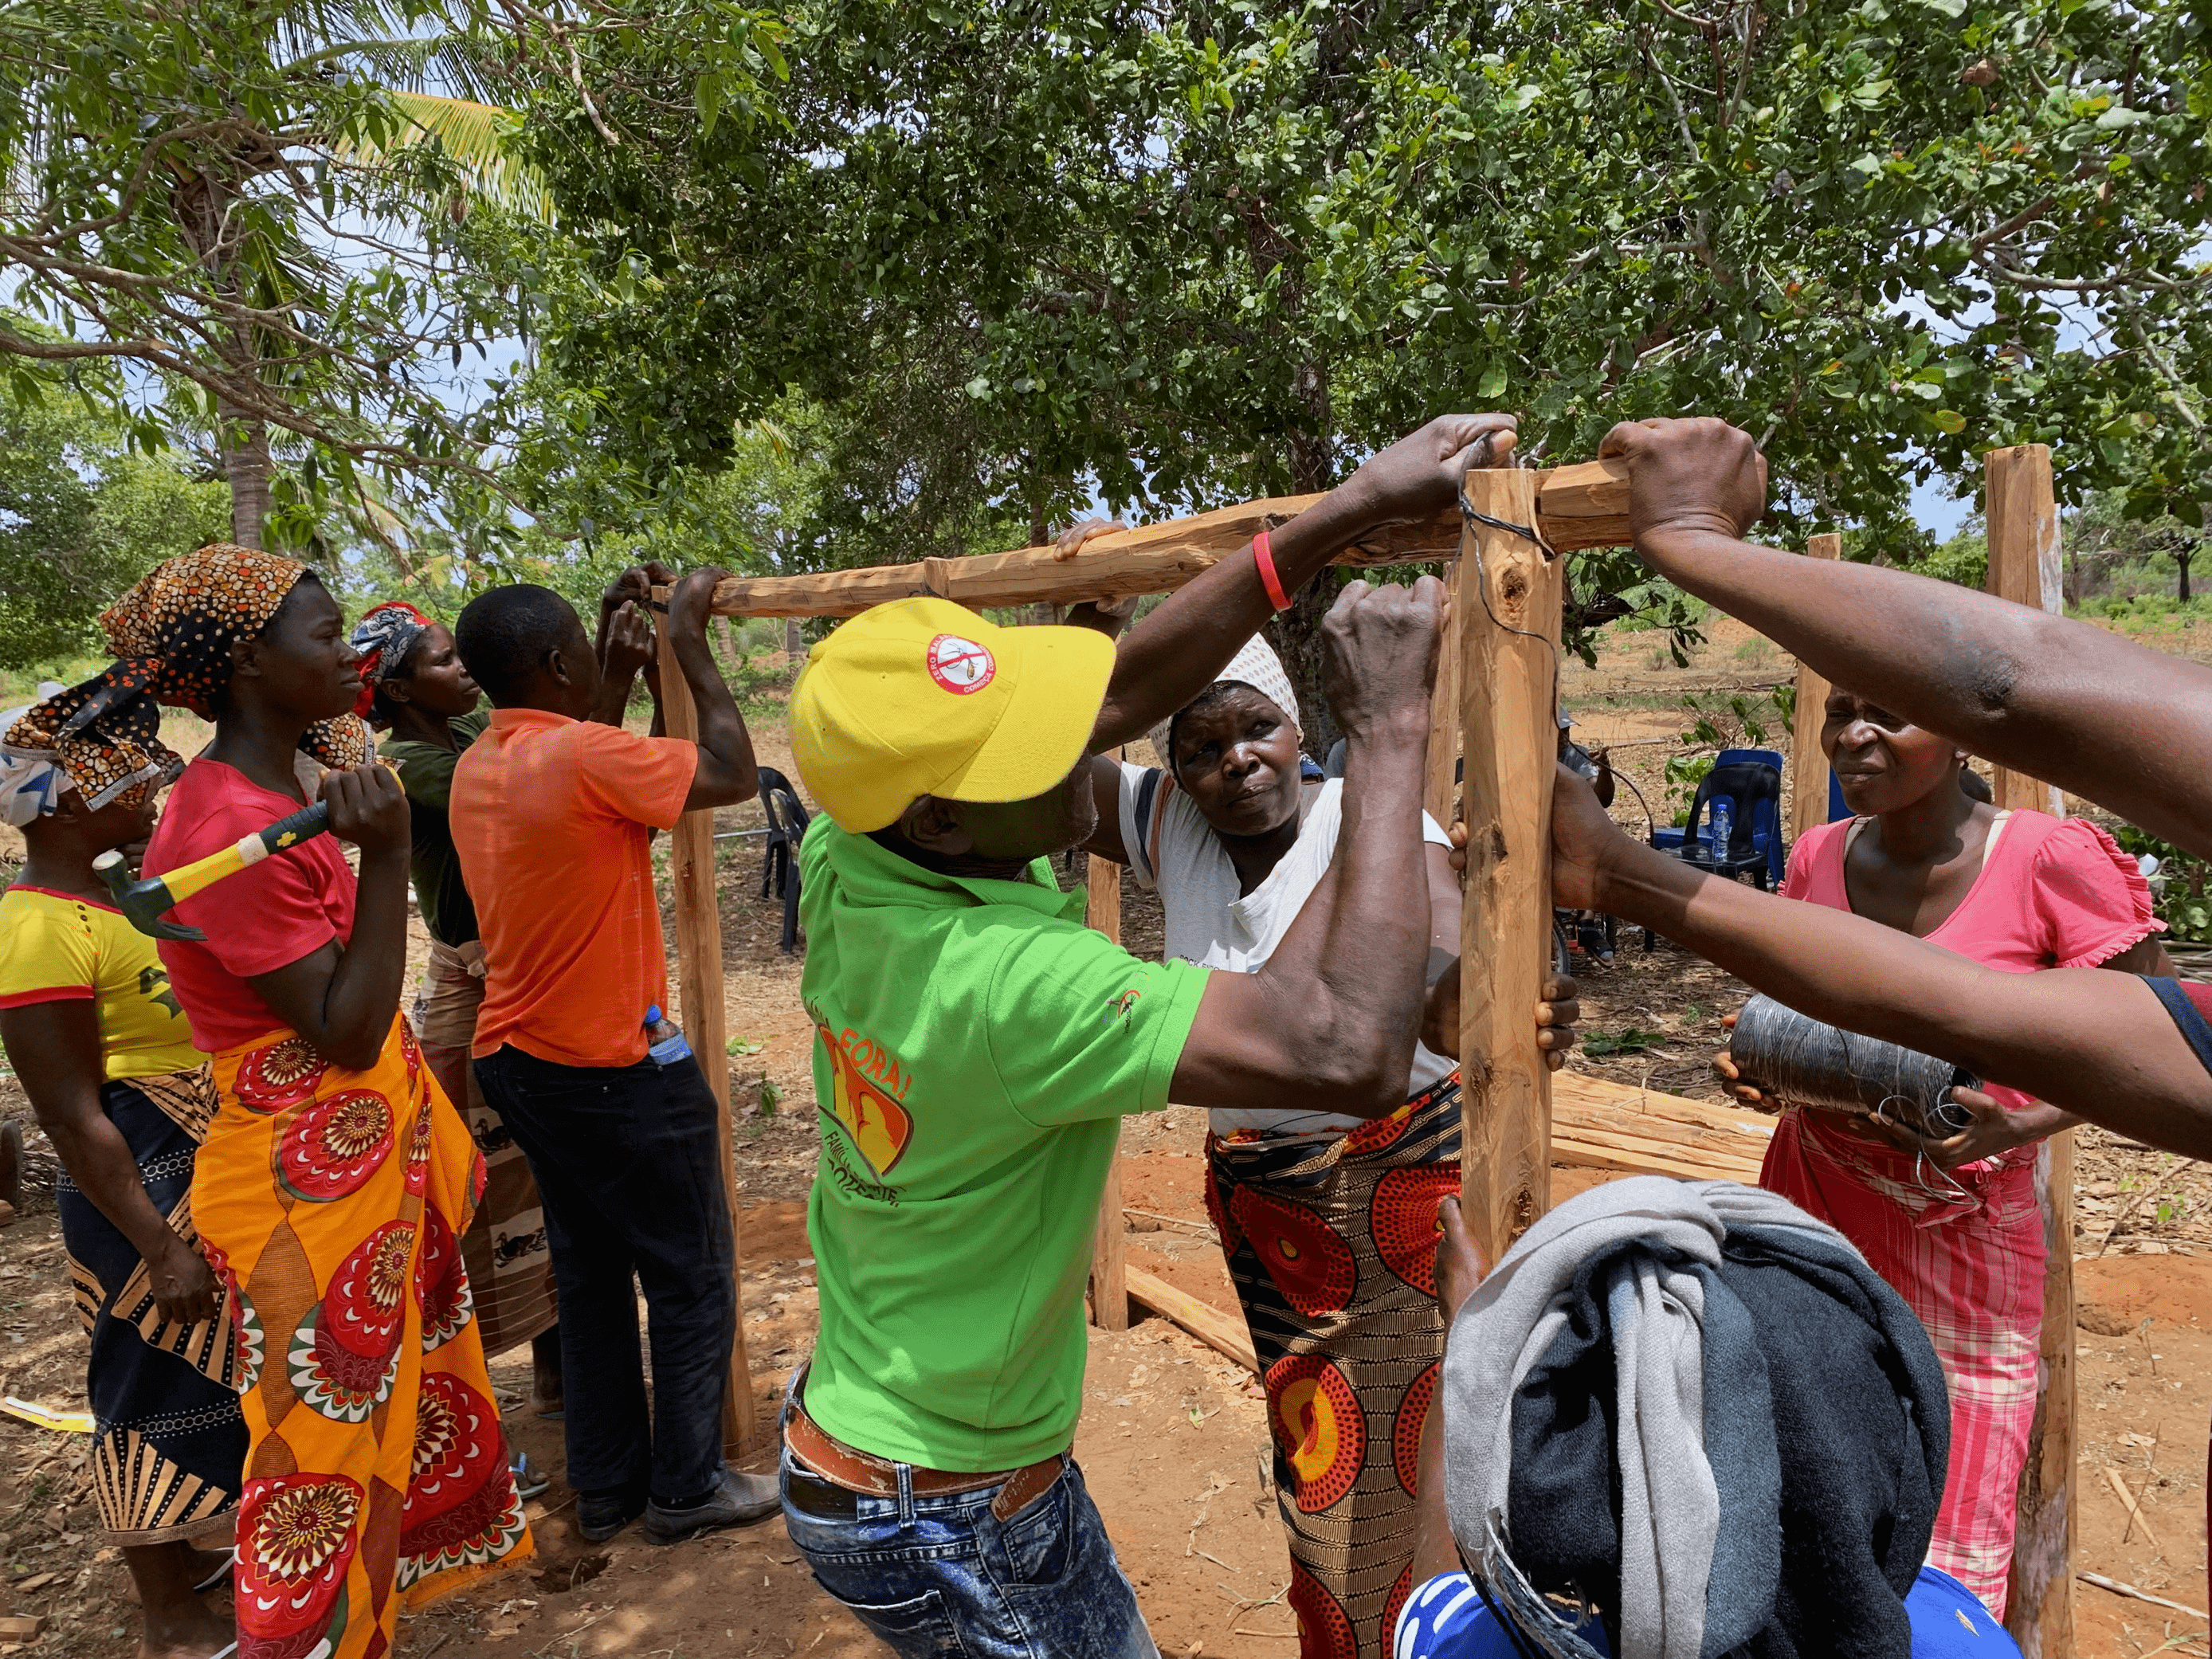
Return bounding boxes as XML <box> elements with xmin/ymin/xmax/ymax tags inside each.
<box><xmin>645</xmin><ymin>1005</ymin><xmax>664</xmax><ymax>1024</ymax></box>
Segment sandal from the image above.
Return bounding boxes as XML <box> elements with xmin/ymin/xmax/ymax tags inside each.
<box><xmin>193</xmin><ymin>1547</ymin><xmax>237</xmax><ymax>1594</ymax></box>
<box><xmin>512</xmin><ymin>1452</ymin><xmax>551</xmax><ymax>1501</ymax></box>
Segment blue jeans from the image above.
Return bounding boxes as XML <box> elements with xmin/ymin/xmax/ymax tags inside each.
<box><xmin>474</xmin><ymin>1043</ymin><xmax>735</xmax><ymax>1505</ymax></box>
<box><xmin>780</xmin><ymin>1385</ymin><xmax>1156</xmax><ymax>1657</ymax></box>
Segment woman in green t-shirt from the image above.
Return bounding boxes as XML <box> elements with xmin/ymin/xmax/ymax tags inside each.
<box><xmin>353</xmin><ymin>601</ymin><xmax>563</xmax><ymax>1418</ymax></box>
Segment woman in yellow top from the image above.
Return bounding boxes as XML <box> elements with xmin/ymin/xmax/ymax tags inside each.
<box><xmin>0</xmin><ymin>696</ymin><xmax>245</xmax><ymax>1659</ymax></box>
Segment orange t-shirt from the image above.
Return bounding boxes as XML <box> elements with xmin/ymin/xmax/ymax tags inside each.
<box><xmin>451</xmin><ymin>708</ymin><xmax>698</xmax><ymax>1066</ymax></box>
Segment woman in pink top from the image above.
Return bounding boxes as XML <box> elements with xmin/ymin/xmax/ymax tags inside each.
<box><xmin>1724</xmin><ymin>687</ymin><xmax>2167</xmax><ymax>1617</ymax></box>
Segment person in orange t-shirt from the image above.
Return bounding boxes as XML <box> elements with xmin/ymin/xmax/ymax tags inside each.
<box><xmin>451</xmin><ymin>564</ymin><xmax>773</xmax><ymax>1548</ymax></box>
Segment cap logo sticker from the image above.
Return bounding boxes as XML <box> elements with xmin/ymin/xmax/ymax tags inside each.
<box><xmin>926</xmin><ymin>633</ymin><xmax>996</xmax><ymax>695</ymax></box>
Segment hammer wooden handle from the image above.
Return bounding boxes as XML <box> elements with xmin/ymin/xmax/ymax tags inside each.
<box><xmin>159</xmin><ymin>801</ymin><xmax>332</xmax><ymax>907</ymax></box>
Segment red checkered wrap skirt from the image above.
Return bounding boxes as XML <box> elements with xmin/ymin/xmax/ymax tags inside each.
<box><xmin>1761</xmin><ymin>1106</ymin><xmax>2044</xmax><ymax>1618</ymax></box>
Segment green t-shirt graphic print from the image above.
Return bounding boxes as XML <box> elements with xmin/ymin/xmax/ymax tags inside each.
<box><xmin>797</xmin><ymin>818</ymin><xmax>1209</xmax><ymax>1473</ymax></box>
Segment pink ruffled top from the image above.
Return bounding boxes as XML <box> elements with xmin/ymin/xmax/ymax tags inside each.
<box><xmin>1783</xmin><ymin>808</ymin><xmax>2163</xmax><ymax>1113</ymax></box>
<box><xmin>1782</xmin><ymin>808</ymin><xmax>2161</xmax><ymax>971</ymax></box>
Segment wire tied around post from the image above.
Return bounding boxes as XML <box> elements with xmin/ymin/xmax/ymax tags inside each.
<box><xmin>1457</xmin><ymin>477</ymin><xmax>1563</xmax><ymax>724</ymax></box>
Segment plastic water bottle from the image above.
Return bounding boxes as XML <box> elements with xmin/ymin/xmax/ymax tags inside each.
<box><xmin>1708</xmin><ymin>796</ymin><xmax>1734</xmax><ymax>861</ymax></box>
<box><xmin>645</xmin><ymin>1006</ymin><xmax>692</xmax><ymax>1066</ymax></box>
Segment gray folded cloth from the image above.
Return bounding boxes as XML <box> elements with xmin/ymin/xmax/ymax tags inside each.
<box><xmin>1439</xmin><ymin>1176</ymin><xmax>1945</xmax><ymax>1659</ymax></box>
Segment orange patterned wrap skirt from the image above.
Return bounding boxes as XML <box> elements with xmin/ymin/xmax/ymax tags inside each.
<box><xmin>193</xmin><ymin>1014</ymin><xmax>533</xmax><ymax>1659</ymax></box>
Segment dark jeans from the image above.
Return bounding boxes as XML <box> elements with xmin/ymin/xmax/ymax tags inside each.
<box><xmin>475</xmin><ymin>1044</ymin><xmax>735</xmax><ymax>1504</ymax></box>
<box><xmin>780</xmin><ymin>1376</ymin><xmax>1155</xmax><ymax>1657</ymax></box>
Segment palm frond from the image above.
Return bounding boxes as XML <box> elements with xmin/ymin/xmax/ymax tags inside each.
<box><xmin>345</xmin><ymin>90</ymin><xmax>555</xmax><ymax>221</ymax></box>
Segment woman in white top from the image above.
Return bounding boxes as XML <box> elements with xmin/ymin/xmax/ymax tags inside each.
<box><xmin>1083</xmin><ymin>634</ymin><xmax>1573</xmax><ymax>1659</ymax></box>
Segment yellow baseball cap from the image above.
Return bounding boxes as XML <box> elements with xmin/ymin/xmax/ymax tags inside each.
<box><xmin>790</xmin><ymin>598</ymin><xmax>1117</xmax><ymax>833</ymax></box>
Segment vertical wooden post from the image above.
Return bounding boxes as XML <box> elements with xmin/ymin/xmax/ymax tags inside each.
<box><xmin>1986</xmin><ymin>446</ymin><xmax>2067</xmax><ymax>819</ymax></box>
<box><xmin>657</xmin><ymin>607</ymin><xmax>764</xmax><ymax>1458</ymax></box>
<box><xmin>1786</xmin><ymin>534</ymin><xmax>1842</xmax><ymax>845</ymax></box>
<box><xmin>1456</xmin><ymin>469</ymin><xmax>1562</xmax><ymax>1265</ymax></box>
<box><xmin>1086</xmin><ymin>853</ymin><xmax>1130</xmax><ymax>1330</ymax></box>
<box><xmin>1986</xmin><ymin>445</ymin><xmax>2074</xmax><ymax>1659</ymax></box>
<box><xmin>1425</xmin><ymin>571</ymin><xmax>1461</xmax><ymax>828</ymax></box>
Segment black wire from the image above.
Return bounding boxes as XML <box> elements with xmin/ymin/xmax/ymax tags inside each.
<box><xmin>1461</xmin><ymin>504</ymin><xmax>1547</xmax><ymax>547</ymax></box>
<box><xmin>1607</xmin><ymin>765</ymin><xmax>1658</xmax><ymax>845</ymax></box>
<box><xmin>1456</xmin><ymin>478</ymin><xmax>1564</xmax><ymax>779</ymax></box>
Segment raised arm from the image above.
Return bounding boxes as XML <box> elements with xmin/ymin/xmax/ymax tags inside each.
<box><xmin>1091</xmin><ymin>415</ymin><xmax>1516</xmax><ymax>751</ymax></box>
<box><xmin>247</xmin><ymin>763</ymin><xmax>413</xmax><ymax>1071</ymax></box>
<box><xmin>668</xmin><ymin>566</ymin><xmax>759</xmax><ymax>811</ymax></box>
<box><xmin>1550</xmin><ymin>764</ymin><xmax>2212</xmax><ymax>1159</ymax></box>
<box><xmin>591</xmin><ymin>601</ymin><xmax>657</xmax><ymax>728</ymax></box>
<box><xmin>1601</xmin><ymin>417</ymin><xmax>2212</xmax><ymax>860</ymax></box>
<box><xmin>1167</xmin><ymin>577</ymin><xmax>1442</xmax><ymax>1119</ymax></box>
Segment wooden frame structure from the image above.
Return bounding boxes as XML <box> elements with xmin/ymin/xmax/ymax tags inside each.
<box><xmin>665</xmin><ymin>445</ymin><xmax>2074</xmax><ymax>1653</ymax></box>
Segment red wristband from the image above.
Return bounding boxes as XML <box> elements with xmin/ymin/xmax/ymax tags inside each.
<box><xmin>1253</xmin><ymin>529</ymin><xmax>1291</xmax><ymax>612</ymax></box>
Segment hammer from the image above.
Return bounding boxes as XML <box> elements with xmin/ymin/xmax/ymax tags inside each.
<box><xmin>92</xmin><ymin>800</ymin><xmax>337</xmax><ymax>941</ymax></box>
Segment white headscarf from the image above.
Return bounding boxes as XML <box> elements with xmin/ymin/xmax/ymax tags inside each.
<box><xmin>1147</xmin><ymin>636</ymin><xmax>1300</xmax><ymax>771</ymax></box>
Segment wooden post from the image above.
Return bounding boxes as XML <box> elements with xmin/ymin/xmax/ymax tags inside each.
<box><xmin>1456</xmin><ymin>469</ymin><xmax>1563</xmax><ymax>1265</ymax></box>
<box><xmin>1986</xmin><ymin>445</ymin><xmax>2074</xmax><ymax>1659</ymax></box>
<box><xmin>1986</xmin><ymin>446</ymin><xmax>2067</xmax><ymax>818</ymax></box>
<box><xmin>1086</xmin><ymin>854</ymin><xmax>1130</xmax><ymax>1331</ymax></box>
<box><xmin>1425</xmin><ymin>573</ymin><xmax>1461</xmax><ymax>827</ymax></box>
<box><xmin>1786</xmin><ymin>534</ymin><xmax>1842</xmax><ymax>844</ymax></box>
<box><xmin>657</xmin><ymin>609</ymin><xmax>764</xmax><ymax>1459</ymax></box>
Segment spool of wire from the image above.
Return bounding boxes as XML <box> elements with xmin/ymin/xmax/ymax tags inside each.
<box><xmin>1728</xmin><ymin>994</ymin><xmax>1979</xmax><ymax>1139</ymax></box>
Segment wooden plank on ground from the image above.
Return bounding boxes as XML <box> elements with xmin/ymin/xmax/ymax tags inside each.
<box><xmin>1986</xmin><ymin>442</ymin><xmax>2074</xmax><ymax>1659</ymax></box>
<box><xmin>704</xmin><ymin>461</ymin><xmax>1630</xmax><ymax>618</ymax></box>
<box><xmin>1457</xmin><ymin>465</ymin><xmax>1562</xmax><ymax>1265</ymax></box>
<box><xmin>1128</xmin><ymin>1267</ymin><xmax>1258</xmax><ymax>1374</ymax></box>
<box><xmin>1088</xmin><ymin>853</ymin><xmax>1130</xmax><ymax>1332</ymax></box>
<box><xmin>1551</xmin><ymin>1073</ymin><xmax>1774</xmax><ymax>1185</ymax></box>
<box><xmin>656</xmin><ymin>612</ymin><xmax>764</xmax><ymax>1460</ymax></box>
<box><xmin>1787</xmin><ymin>533</ymin><xmax>1842</xmax><ymax>844</ymax></box>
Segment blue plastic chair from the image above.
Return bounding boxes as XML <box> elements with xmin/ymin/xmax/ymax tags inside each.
<box><xmin>1645</xmin><ymin>757</ymin><xmax>1783</xmax><ymax>949</ymax></box>
<box><xmin>1716</xmin><ymin>748</ymin><xmax>1786</xmax><ymax>885</ymax></box>
<box><xmin>1652</xmin><ymin>748</ymin><xmax>1786</xmax><ymax>886</ymax></box>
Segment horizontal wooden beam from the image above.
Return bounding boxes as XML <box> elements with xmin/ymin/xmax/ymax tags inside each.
<box><xmin>1127</xmin><ymin>1267</ymin><xmax>1259</xmax><ymax>1374</ymax></box>
<box><xmin>708</xmin><ymin>459</ymin><xmax>1630</xmax><ymax>618</ymax></box>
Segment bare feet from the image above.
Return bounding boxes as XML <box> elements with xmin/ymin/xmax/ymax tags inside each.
<box><xmin>136</xmin><ymin>1598</ymin><xmax>234</xmax><ymax>1659</ymax></box>
<box><xmin>127</xmin><ymin>1539</ymin><xmax>235</xmax><ymax>1659</ymax></box>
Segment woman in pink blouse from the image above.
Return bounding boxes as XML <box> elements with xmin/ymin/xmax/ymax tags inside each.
<box><xmin>1724</xmin><ymin>687</ymin><xmax>2169</xmax><ymax>1618</ymax></box>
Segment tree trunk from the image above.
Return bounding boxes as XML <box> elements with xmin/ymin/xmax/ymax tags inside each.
<box><xmin>785</xmin><ymin>616</ymin><xmax>804</xmax><ymax>680</ymax></box>
<box><xmin>222</xmin><ymin>410</ymin><xmax>273</xmax><ymax>549</ymax></box>
<box><xmin>2180</xmin><ymin>547</ymin><xmax>2194</xmax><ymax>604</ymax></box>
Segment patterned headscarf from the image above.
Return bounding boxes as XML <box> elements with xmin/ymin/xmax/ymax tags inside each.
<box><xmin>1148</xmin><ymin>633</ymin><xmax>1303</xmax><ymax>771</ymax></box>
<box><xmin>347</xmin><ymin>601</ymin><xmax>433</xmax><ymax>721</ymax></box>
<box><xmin>1</xmin><ymin>679</ymin><xmax>177</xmax><ymax>825</ymax></box>
<box><xmin>8</xmin><ymin>547</ymin><xmax>370</xmax><ymax>804</ymax></box>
